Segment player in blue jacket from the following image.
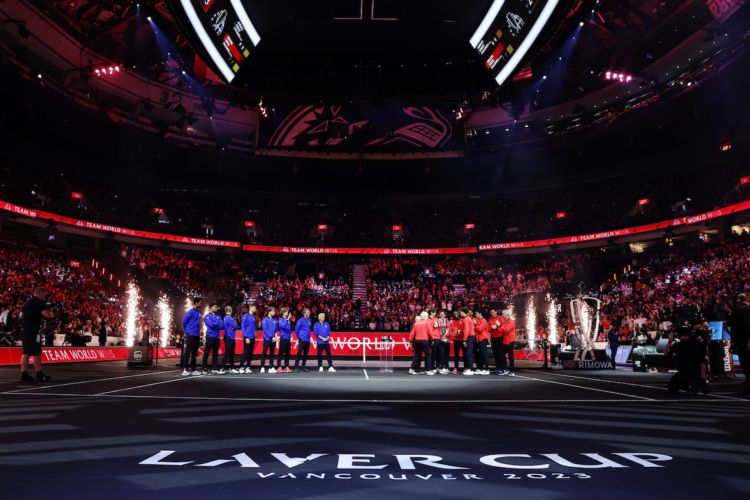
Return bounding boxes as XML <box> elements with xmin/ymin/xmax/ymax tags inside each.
<box><xmin>260</xmin><ymin>307</ymin><xmax>278</xmax><ymax>373</ymax></box>
<box><xmin>314</xmin><ymin>312</ymin><xmax>336</xmax><ymax>372</ymax></box>
<box><xmin>180</xmin><ymin>297</ymin><xmax>203</xmax><ymax>376</ymax></box>
<box><xmin>293</xmin><ymin>308</ymin><xmax>312</xmax><ymax>372</ymax></box>
<box><xmin>201</xmin><ymin>303</ymin><xmax>222</xmax><ymax>374</ymax></box>
<box><xmin>218</xmin><ymin>306</ymin><xmax>239</xmax><ymax>374</ymax></box>
<box><xmin>276</xmin><ymin>307</ymin><xmax>293</xmax><ymax>373</ymax></box>
<box><xmin>238</xmin><ymin>304</ymin><xmax>257</xmax><ymax>373</ymax></box>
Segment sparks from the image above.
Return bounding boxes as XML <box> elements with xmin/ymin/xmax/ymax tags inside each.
<box><xmin>547</xmin><ymin>298</ymin><xmax>558</xmax><ymax>345</ymax></box>
<box><xmin>125</xmin><ymin>282</ymin><xmax>140</xmax><ymax>347</ymax></box>
<box><xmin>525</xmin><ymin>299</ymin><xmax>536</xmax><ymax>349</ymax></box>
<box><xmin>158</xmin><ymin>293</ymin><xmax>172</xmax><ymax>348</ymax></box>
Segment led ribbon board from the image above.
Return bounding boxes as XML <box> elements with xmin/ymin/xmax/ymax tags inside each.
<box><xmin>470</xmin><ymin>0</ymin><xmax>561</xmax><ymax>87</ymax></box>
<box><xmin>175</xmin><ymin>0</ymin><xmax>261</xmax><ymax>82</ymax></box>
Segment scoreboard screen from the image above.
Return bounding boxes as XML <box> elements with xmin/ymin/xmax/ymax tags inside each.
<box><xmin>171</xmin><ymin>0</ymin><xmax>260</xmax><ymax>83</ymax></box>
<box><xmin>470</xmin><ymin>0</ymin><xmax>561</xmax><ymax>87</ymax></box>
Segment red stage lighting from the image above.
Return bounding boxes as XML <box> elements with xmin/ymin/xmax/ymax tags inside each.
<box><xmin>392</xmin><ymin>225</ymin><xmax>402</xmax><ymax>231</ymax></box>
<box><xmin>71</xmin><ymin>192</ymin><xmax>84</xmax><ymax>200</ymax></box>
<box><xmin>555</xmin><ymin>211</ymin><xmax>567</xmax><ymax>219</ymax></box>
<box><xmin>465</xmin><ymin>223</ymin><xmax>475</xmax><ymax>230</ymax></box>
<box><xmin>244</xmin><ymin>220</ymin><xmax>256</xmax><ymax>227</ymax></box>
<box><xmin>151</xmin><ymin>207</ymin><xmax>165</xmax><ymax>215</ymax></box>
<box><xmin>740</xmin><ymin>176</ymin><xmax>750</xmax><ymax>185</ymax></box>
<box><xmin>317</xmin><ymin>224</ymin><xmax>328</xmax><ymax>231</ymax></box>
<box><xmin>720</xmin><ymin>142</ymin><xmax>732</xmax><ymax>152</ymax></box>
<box><xmin>638</xmin><ymin>198</ymin><xmax>650</xmax><ymax>206</ymax></box>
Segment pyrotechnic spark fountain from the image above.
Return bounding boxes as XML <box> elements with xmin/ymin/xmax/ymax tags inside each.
<box><xmin>158</xmin><ymin>293</ymin><xmax>172</xmax><ymax>348</ymax></box>
<box><xmin>526</xmin><ymin>299</ymin><xmax>536</xmax><ymax>349</ymax></box>
<box><xmin>547</xmin><ymin>296</ymin><xmax>558</xmax><ymax>345</ymax></box>
<box><xmin>125</xmin><ymin>282</ymin><xmax>140</xmax><ymax>347</ymax></box>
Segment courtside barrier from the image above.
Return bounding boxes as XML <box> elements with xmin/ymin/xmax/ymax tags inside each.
<box><xmin>0</xmin><ymin>333</ymin><xmax>542</xmax><ymax>365</ymax></box>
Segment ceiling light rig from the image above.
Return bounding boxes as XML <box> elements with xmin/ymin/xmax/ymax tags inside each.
<box><xmin>604</xmin><ymin>71</ymin><xmax>633</xmax><ymax>83</ymax></box>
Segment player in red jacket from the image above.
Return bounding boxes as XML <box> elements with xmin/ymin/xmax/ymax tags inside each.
<box><xmin>497</xmin><ymin>309</ymin><xmax>517</xmax><ymax>376</ymax></box>
<box><xmin>488</xmin><ymin>309</ymin><xmax>505</xmax><ymax>375</ymax></box>
<box><xmin>460</xmin><ymin>307</ymin><xmax>476</xmax><ymax>375</ymax></box>
<box><xmin>427</xmin><ymin>310</ymin><xmax>442</xmax><ymax>372</ymax></box>
<box><xmin>435</xmin><ymin>310</ymin><xmax>451</xmax><ymax>374</ymax></box>
<box><xmin>409</xmin><ymin>313</ymin><xmax>433</xmax><ymax>375</ymax></box>
<box><xmin>474</xmin><ymin>311</ymin><xmax>491</xmax><ymax>375</ymax></box>
<box><xmin>449</xmin><ymin>311</ymin><xmax>464</xmax><ymax>374</ymax></box>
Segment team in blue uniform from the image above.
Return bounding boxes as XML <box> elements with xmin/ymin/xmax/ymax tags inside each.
<box><xmin>294</xmin><ymin>308</ymin><xmax>313</xmax><ymax>372</ymax></box>
<box><xmin>202</xmin><ymin>303</ymin><xmax>222</xmax><ymax>373</ymax></box>
<box><xmin>181</xmin><ymin>301</ymin><xmax>337</xmax><ymax>376</ymax></box>
<box><xmin>260</xmin><ymin>307</ymin><xmax>278</xmax><ymax>373</ymax></box>
<box><xmin>314</xmin><ymin>313</ymin><xmax>336</xmax><ymax>372</ymax></box>
<box><xmin>238</xmin><ymin>305</ymin><xmax>257</xmax><ymax>373</ymax></box>
<box><xmin>276</xmin><ymin>307</ymin><xmax>293</xmax><ymax>372</ymax></box>
<box><xmin>180</xmin><ymin>297</ymin><xmax>203</xmax><ymax>376</ymax></box>
<box><xmin>219</xmin><ymin>306</ymin><xmax>239</xmax><ymax>373</ymax></box>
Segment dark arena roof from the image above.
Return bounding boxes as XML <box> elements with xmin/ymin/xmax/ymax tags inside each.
<box><xmin>1</xmin><ymin>1</ymin><xmax>750</xmax><ymax>499</ymax></box>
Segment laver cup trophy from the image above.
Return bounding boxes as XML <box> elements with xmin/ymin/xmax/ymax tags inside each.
<box><xmin>565</xmin><ymin>296</ymin><xmax>614</xmax><ymax>370</ymax></box>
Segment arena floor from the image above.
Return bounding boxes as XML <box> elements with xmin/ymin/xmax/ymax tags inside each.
<box><xmin>1</xmin><ymin>361</ymin><xmax>748</xmax><ymax>499</ymax></box>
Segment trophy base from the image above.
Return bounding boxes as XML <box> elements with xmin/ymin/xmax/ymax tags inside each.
<box><xmin>560</xmin><ymin>349</ymin><xmax>615</xmax><ymax>370</ymax></box>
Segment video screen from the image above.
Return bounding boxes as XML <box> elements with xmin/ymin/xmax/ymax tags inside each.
<box><xmin>470</xmin><ymin>0</ymin><xmax>562</xmax><ymax>86</ymax></box>
<box><xmin>170</xmin><ymin>0</ymin><xmax>260</xmax><ymax>83</ymax></box>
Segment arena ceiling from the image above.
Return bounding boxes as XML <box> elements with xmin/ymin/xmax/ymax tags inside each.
<box><xmin>41</xmin><ymin>0</ymin><xmax>715</xmax><ymax>103</ymax></box>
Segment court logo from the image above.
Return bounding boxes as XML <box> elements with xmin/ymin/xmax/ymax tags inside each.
<box><xmin>139</xmin><ymin>451</ymin><xmax>673</xmax><ymax>481</ymax></box>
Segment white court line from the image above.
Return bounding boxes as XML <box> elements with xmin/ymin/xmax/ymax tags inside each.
<box><xmin>4</xmin><ymin>391</ymin><xmax>748</xmax><ymax>403</ymax></box>
<box><xmin>537</xmin><ymin>370</ymin><xmax>746</xmax><ymax>402</ymax></box>
<box><xmin>2</xmin><ymin>370</ymin><xmax>179</xmax><ymax>394</ymax></box>
<box><xmin>197</xmin><ymin>375</ymin><xmax>524</xmax><ymax>382</ymax></box>
<box><xmin>95</xmin><ymin>376</ymin><xmax>193</xmax><ymax>395</ymax></box>
<box><xmin>513</xmin><ymin>372</ymin><xmax>655</xmax><ymax>401</ymax></box>
<box><xmin>363</xmin><ymin>369</ymin><xmax>369</xmax><ymax>380</ymax></box>
<box><xmin>4</xmin><ymin>390</ymin><xmax>748</xmax><ymax>404</ymax></box>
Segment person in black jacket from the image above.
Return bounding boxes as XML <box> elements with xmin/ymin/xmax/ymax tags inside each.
<box><xmin>98</xmin><ymin>320</ymin><xmax>107</xmax><ymax>347</ymax></box>
<box><xmin>729</xmin><ymin>293</ymin><xmax>750</xmax><ymax>393</ymax></box>
<box><xmin>607</xmin><ymin>327</ymin><xmax>620</xmax><ymax>364</ymax></box>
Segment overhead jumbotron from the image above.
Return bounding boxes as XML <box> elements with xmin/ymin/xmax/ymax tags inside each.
<box><xmin>1</xmin><ymin>0</ymin><xmax>750</xmax><ymax>499</ymax></box>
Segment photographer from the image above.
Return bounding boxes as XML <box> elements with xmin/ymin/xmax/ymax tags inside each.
<box><xmin>20</xmin><ymin>287</ymin><xmax>57</xmax><ymax>383</ymax></box>
<box><xmin>666</xmin><ymin>311</ymin><xmax>710</xmax><ymax>395</ymax></box>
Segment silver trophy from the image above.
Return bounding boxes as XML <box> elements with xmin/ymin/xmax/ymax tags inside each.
<box><xmin>569</xmin><ymin>296</ymin><xmax>601</xmax><ymax>361</ymax></box>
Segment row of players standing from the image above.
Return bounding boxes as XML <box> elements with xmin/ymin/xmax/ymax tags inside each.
<box><xmin>409</xmin><ymin>307</ymin><xmax>516</xmax><ymax>376</ymax></box>
<box><xmin>180</xmin><ymin>297</ymin><xmax>335</xmax><ymax>376</ymax></box>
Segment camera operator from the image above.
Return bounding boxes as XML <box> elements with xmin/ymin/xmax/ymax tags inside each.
<box><xmin>666</xmin><ymin>309</ymin><xmax>710</xmax><ymax>395</ymax></box>
<box><xmin>729</xmin><ymin>293</ymin><xmax>750</xmax><ymax>395</ymax></box>
<box><xmin>20</xmin><ymin>287</ymin><xmax>57</xmax><ymax>383</ymax></box>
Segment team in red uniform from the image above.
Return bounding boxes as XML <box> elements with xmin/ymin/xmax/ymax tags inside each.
<box><xmin>497</xmin><ymin>309</ymin><xmax>517</xmax><ymax>376</ymax></box>
<box><xmin>408</xmin><ymin>307</ymin><xmax>517</xmax><ymax>376</ymax></box>
<box><xmin>460</xmin><ymin>308</ymin><xmax>476</xmax><ymax>375</ymax></box>
<box><xmin>409</xmin><ymin>312</ymin><xmax>434</xmax><ymax>375</ymax></box>
<box><xmin>449</xmin><ymin>312</ymin><xmax>464</xmax><ymax>374</ymax></box>
<box><xmin>474</xmin><ymin>311</ymin><xmax>491</xmax><ymax>375</ymax></box>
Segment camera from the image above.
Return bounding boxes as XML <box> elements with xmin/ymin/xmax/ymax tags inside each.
<box><xmin>46</xmin><ymin>300</ymin><xmax>66</xmax><ymax>312</ymax></box>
